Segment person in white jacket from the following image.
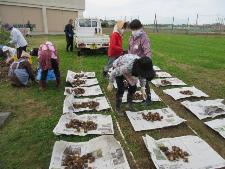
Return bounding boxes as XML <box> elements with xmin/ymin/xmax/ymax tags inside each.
<box><xmin>4</xmin><ymin>23</ymin><xmax>28</xmax><ymax>59</ymax></box>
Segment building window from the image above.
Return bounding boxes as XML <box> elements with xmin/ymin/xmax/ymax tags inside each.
<box><xmin>92</xmin><ymin>21</ymin><xmax>97</xmax><ymax>27</ymax></box>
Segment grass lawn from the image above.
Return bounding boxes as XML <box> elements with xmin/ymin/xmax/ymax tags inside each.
<box><xmin>0</xmin><ymin>32</ymin><xmax>225</xmax><ymax>169</ymax></box>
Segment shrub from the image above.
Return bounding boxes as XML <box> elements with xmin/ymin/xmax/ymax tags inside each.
<box><xmin>0</xmin><ymin>29</ymin><xmax>10</xmax><ymax>45</ymax></box>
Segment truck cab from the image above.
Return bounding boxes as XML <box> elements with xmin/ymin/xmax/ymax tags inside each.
<box><xmin>74</xmin><ymin>18</ymin><xmax>110</xmax><ymax>56</ymax></box>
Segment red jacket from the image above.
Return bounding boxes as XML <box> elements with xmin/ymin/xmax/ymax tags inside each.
<box><xmin>108</xmin><ymin>32</ymin><xmax>123</xmax><ymax>57</ymax></box>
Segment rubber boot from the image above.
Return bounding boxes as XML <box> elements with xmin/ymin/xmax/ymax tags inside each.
<box><xmin>56</xmin><ymin>77</ymin><xmax>60</xmax><ymax>88</ymax></box>
<box><xmin>126</xmin><ymin>93</ymin><xmax>134</xmax><ymax>111</ymax></box>
<box><xmin>115</xmin><ymin>96</ymin><xmax>124</xmax><ymax>116</ymax></box>
<box><xmin>39</xmin><ymin>80</ymin><xmax>46</xmax><ymax>91</ymax></box>
<box><xmin>145</xmin><ymin>93</ymin><xmax>152</xmax><ymax>104</ymax></box>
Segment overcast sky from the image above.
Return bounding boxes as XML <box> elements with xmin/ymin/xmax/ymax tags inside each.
<box><xmin>84</xmin><ymin>0</ymin><xmax>225</xmax><ymax>24</ymax></box>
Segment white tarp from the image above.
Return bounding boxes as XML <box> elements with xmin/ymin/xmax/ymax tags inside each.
<box><xmin>153</xmin><ymin>65</ymin><xmax>161</xmax><ymax>71</ymax></box>
<box><xmin>63</xmin><ymin>95</ymin><xmax>111</xmax><ymax>113</ymax></box>
<box><xmin>113</xmin><ymin>80</ymin><xmax>141</xmax><ymax>89</ymax></box>
<box><xmin>122</xmin><ymin>89</ymin><xmax>161</xmax><ymax>103</ymax></box>
<box><xmin>53</xmin><ymin>113</ymin><xmax>114</xmax><ymax>136</ymax></box>
<box><xmin>143</xmin><ymin>135</ymin><xmax>225</xmax><ymax>169</ymax></box>
<box><xmin>126</xmin><ymin>108</ymin><xmax>186</xmax><ymax>131</ymax></box>
<box><xmin>68</xmin><ymin>78</ymin><xmax>99</xmax><ymax>87</ymax></box>
<box><xmin>66</xmin><ymin>70</ymin><xmax>96</xmax><ymax>81</ymax></box>
<box><xmin>163</xmin><ymin>86</ymin><xmax>209</xmax><ymax>100</ymax></box>
<box><xmin>49</xmin><ymin>135</ymin><xmax>130</xmax><ymax>169</ymax></box>
<box><xmin>64</xmin><ymin>85</ymin><xmax>103</xmax><ymax>97</ymax></box>
<box><xmin>205</xmin><ymin>118</ymin><xmax>225</xmax><ymax>139</ymax></box>
<box><xmin>181</xmin><ymin>99</ymin><xmax>225</xmax><ymax>120</ymax></box>
<box><xmin>151</xmin><ymin>78</ymin><xmax>187</xmax><ymax>87</ymax></box>
<box><xmin>155</xmin><ymin>72</ymin><xmax>172</xmax><ymax>78</ymax></box>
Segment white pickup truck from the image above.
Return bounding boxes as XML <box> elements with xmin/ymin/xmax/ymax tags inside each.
<box><xmin>74</xmin><ymin>18</ymin><xmax>110</xmax><ymax>56</ymax></box>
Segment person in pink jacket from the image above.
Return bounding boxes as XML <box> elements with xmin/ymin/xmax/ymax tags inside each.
<box><xmin>128</xmin><ymin>19</ymin><xmax>152</xmax><ymax>104</ymax></box>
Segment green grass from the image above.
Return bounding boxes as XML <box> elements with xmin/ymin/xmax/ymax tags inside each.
<box><xmin>0</xmin><ymin>33</ymin><xmax>225</xmax><ymax>169</ymax></box>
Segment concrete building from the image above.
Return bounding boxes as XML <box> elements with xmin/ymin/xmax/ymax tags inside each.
<box><xmin>0</xmin><ymin>0</ymin><xmax>85</xmax><ymax>34</ymax></box>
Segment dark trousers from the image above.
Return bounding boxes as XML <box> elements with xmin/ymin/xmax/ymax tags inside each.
<box><xmin>116</xmin><ymin>76</ymin><xmax>137</xmax><ymax>99</ymax></box>
<box><xmin>41</xmin><ymin>59</ymin><xmax>60</xmax><ymax>81</ymax></box>
<box><xmin>66</xmin><ymin>36</ymin><xmax>73</xmax><ymax>52</ymax></box>
<box><xmin>17</xmin><ymin>46</ymin><xmax>27</xmax><ymax>59</ymax></box>
<box><xmin>145</xmin><ymin>80</ymin><xmax>151</xmax><ymax>95</ymax></box>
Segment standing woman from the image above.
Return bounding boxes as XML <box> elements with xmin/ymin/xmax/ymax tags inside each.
<box><xmin>128</xmin><ymin>19</ymin><xmax>152</xmax><ymax>103</ymax></box>
<box><xmin>64</xmin><ymin>19</ymin><xmax>74</xmax><ymax>52</ymax></box>
<box><xmin>103</xmin><ymin>21</ymin><xmax>127</xmax><ymax>76</ymax></box>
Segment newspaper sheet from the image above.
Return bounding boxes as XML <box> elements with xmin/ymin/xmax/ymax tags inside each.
<box><xmin>49</xmin><ymin>135</ymin><xmax>130</xmax><ymax>169</ymax></box>
<box><xmin>66</xmin><ymin>70</ymin><xmax>96</xmax><ymax>81</ymax></box>
<box><xmin>113</xmin><ymin>80</ymin><xmax>141</xmax><ymax>89</ymax></box>
<box><xmin>155</xmin><ymin>72</ymin><xmax>172</xmax><ymax>78</ymax></box>
<box><xmin>63</xmin><ymin>95</ymin><xmax>111</xmax><ymax>113</ymax></box>
<box><xmin>205</xmin><ymin>118</ymin><xmax>225</xmax><ymax>139</ymax></box>
<box><xmin>151</xmin><ymin>78</ymin><xmax>187</xmax><ymax>87</ymax></box>
<box><xmin>64</xmin><ymin>85</ymin><xmax>103</xmax><ymax>97</ymax></box>
<box><xmin>143</xmin><ymin>135</ymin><xmax>225</xmax><ymax>169</ymax></box>
<box><xmin>153</xmin><ymin>65</ymin><xmax>161</xmax><ymax>71</ymax></box>
<box><xmin>122</xmin><ymin>89</ymin><xmax>161</xmax><ymax>103</ymax></box>
<box><xmin>181</xmin><ymin>99</ymin><xmax>225</xmax><ymax>120</ymax></box>
<box><xmin>126</xmin><ymin>108</ymin><xmax>186</xmax><ymax>131</ymax></box>
<box><xmin>53</xmin><ymin>113</ymin><xmax>114</xmax><ymax>136</ymax></box>
<box><xmin>163</xmin><ymin>86</ymin><xmax>209</xmax><ymax>100</ymax></box>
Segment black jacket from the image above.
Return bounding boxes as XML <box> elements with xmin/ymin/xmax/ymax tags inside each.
<box><xmin>64</xmin><ymin>24</ymin><xmax>74</xmax><ymax>38</ymax></box>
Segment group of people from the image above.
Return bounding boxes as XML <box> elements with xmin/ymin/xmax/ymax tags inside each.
<box><xmin>1</xmin><ymin>24</ymin><xmax>60</xmax><ymax>90</ymax></box>
<box><xmin>104</xmin><ymin>19</ymin><xmax>155</xmax><ymax>116</ymax></box>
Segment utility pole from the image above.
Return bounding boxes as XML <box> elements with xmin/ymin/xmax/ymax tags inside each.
<box><xmin>172</xmin><ymin>16</ymin><xmax>174</xmax><ymax>31</ymax></box>
<box><xmin>186</xmin><ymin>17</ymin><xmax>189</xmax><ymax>34</ymax></box>
<box><xmin>154</xmin><ymin>13</ymin><xmax>158</xmax><ymax>33</ymax></box>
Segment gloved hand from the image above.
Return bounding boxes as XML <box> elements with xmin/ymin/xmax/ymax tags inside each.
<box><xmin>107</xmin><ymin>83</ymin><xmax>114</xmax><ymax>92</ymax></box>
<box><xmin>141</xmin><ymin>87</ymin><xmax>147</xmax><ymax>100</ymax></box>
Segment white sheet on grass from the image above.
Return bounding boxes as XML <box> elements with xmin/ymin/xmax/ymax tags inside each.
<box><xmin>53</xmin><ymin>113</ymin><xmax>114</xmax><ymax>136</ymax></box>
<box><xmin>64</xmin><ymin>85</ymin><xmax>103</xmax><ymax>97</ymax></box>
<box><xmin>49</xmin><ymin>135</ymin><xmax>130</xmax><ymax>169</ymax></box>
<box><xmin>63</xmin><ymin>95</ymin><xmax>111</xmax><ymax>113</ymax></box>
<box><xmin>205</xmin><ymin>118</ymin><xmax>225</xmax><ymax>139</ymax></box>
<box><xmin>126</xmin><ymin>107</ymin><xmax>186</xmax><ymax>131</ymax></box>
<box><xmin>143</xmin><ymin>135</ymin><xmax>225</xmax><ymax>169</ymax></box>
<box><xmin>181</xmin><ymin>99</ymin><xmax>225</xmax><ymax>120</ymax></box>
<box><xmin>153</xmin><ymin>65</ymin><xmax>161</xmax><ymax>71</ymax></box>
<box><xmin>152</xmin><ymin>78</ymin><xmax>187</xmax><ymax>87</ymax></box>
<box><xmin>155</xmin><ymin>71</ymin><xmax>172</xmax><ymax>78</ymax></box>
<box><xmin>113</xmin><ymin>80</ymin><xmax>141</xmax><ymax>89</ymax></box>
<box><xmin>66</xmin><ymin>70</ymin><xmax>95</xmax><ymax>81</ymax></box>
<box><xmin>122</xmin><ymin>89</ymin><xmax>161</xmax><ymax>103</ymax></box>
<box><xmin>163</xmin><ymin>86</ymin><xmax>209</xmax><ymax>100</ymax></box>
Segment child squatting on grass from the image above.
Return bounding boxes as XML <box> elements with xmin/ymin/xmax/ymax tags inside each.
<box><xmin>107</xmin><ymin>54</ymin><xmax>155</xmax><ymax>116</ymax></box>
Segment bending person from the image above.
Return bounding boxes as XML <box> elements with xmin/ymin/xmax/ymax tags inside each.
<box><xmin>38</xmin><ymin>41</ymin><xmax>60</xmax><ymax>90</ymax></box>
<box><xmin>107</xmin><ymin>54</ymin><xmax>155</xmax><ymax>116</ymax></box>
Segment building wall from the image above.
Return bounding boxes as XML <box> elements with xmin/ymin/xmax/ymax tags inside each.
<box><xmin>47</xmin><ymin>9</ymin><xmax>78</xmax><ymax>32</ymax></box>
<box><xmin>0</xmin><ymin>0</ymin><xmax>85</xmax><ymax>34</ymax></box>
<box><xmin>0</xmin><ymin>4</ymin><xmax>44</xmax><ymax>32</ymax></box>
<box><xmin>0</xmin><ymin>0</ymin><xmax>85</xmax><ymax>10</ymax></box>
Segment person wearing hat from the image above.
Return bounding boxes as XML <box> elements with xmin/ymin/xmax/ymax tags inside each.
<box><xmin>4</xmin><ymin>23</ymin><xmax>28</xmax><ymax>59</ymax></box>
<box><xmin>8</xmin><ymin>51</ymin><xmax>35</xmax><ymax>87</ymax></box>
<box><xmin>103</xmin><ymin>20</ymin><xmax>128</xmax><ymax>76</ymax></box>
<box><xmin>128</xmin><ymin>19</ymin><xmax>153</xmax><ymax>104</ymax></box>
<box><xmin>107</xmin><ymin>54</ymin><xmax>155</xmax><ymax>116</ymax></box>
<box><xmin>38</xmin><ymin>41</ymin><xmax>60</xmax><ymax>90</ymax></box>
<box><xmin>2</xmin><ymin>46</ymin><xmax>17</xmax><ymax>63</ymax></box>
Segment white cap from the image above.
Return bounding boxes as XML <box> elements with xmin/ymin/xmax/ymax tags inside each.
<box><xmin>2</xmin><ymin>46</ymin><xmax>9</xmax><ymax>52</ymax></box>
